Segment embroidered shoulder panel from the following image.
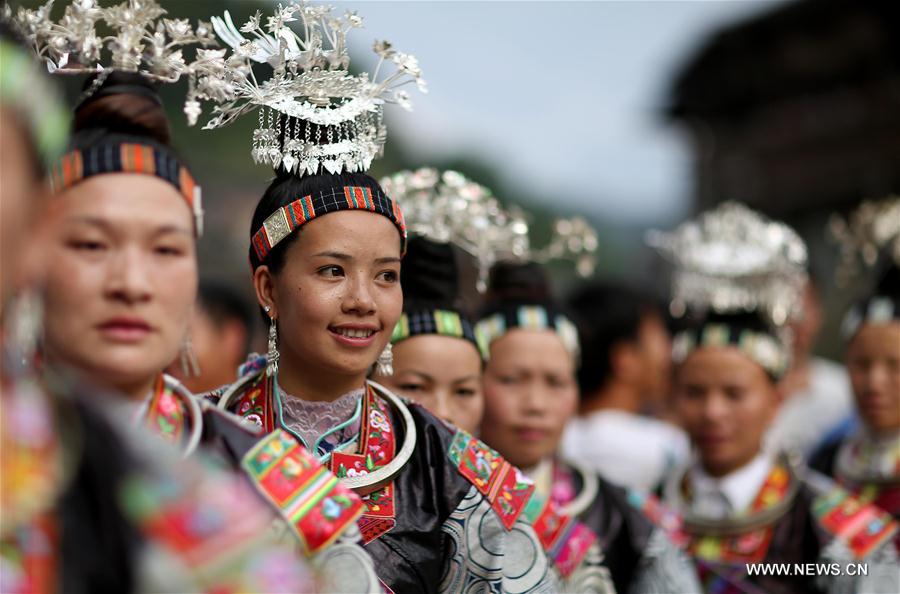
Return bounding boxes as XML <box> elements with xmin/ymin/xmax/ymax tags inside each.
<box><xmin>330</xmin><ymin>386</ymin><xmax>397</xmax><ymax>544</ymax></box>
<box><xmin>522</xmin><ymin>492</ymin><xmax>598</xmax><ymax>579</ymax></box>
<box><xmin>811</xmin><ymin>485</ymin><xmax>898</xmax><ymax>559</ymax></box>
<box><xmin>229</xmin><ymin>372</ymin><xmax>276</xmax><ymax>432</ymax></box>
<box><xmin>242</xmin><ymin>429</ymin><xmax>365</xmax><ymax>555</ymax></box>
<box><xmin>447</xmin><ymin>430</ymin><xmax>534</xmax><ymax>530</ymax></box>
<box><xmin>144</xmin><ymin>375</ymin><xmax>192</xmax><ymax>445</ymax></box>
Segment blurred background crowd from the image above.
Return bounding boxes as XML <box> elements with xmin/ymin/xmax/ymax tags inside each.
<box><xmin>83</xmin><ymin>0</ymin><xmax>897</xmax><ymax>430</ymax></box>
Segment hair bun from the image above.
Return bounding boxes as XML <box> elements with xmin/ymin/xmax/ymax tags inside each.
<box><xmin>72</xmin><ymin>71</ymin><xmax>171</xmax><ymax>145</ymax></box>
<box><xmin>701</xmin><ymin>310</ymin><xmax>773</xmax><ymax>334</ymax></box>
<box><xmin>875</xmin><ymin>263</ymin><xmax>900</xmax><ymax>298</ymax></box>
<box><xmin>402</xmin><ymin>236</ymin><xmax>458</xmax><ymax>307</ymax></box>
<box><xmin>485</xmin><ymin>260</ymin><xmax>553</xmax><ymax>305</ymax></box>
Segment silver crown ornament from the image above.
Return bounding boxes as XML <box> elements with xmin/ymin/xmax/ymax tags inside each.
<box><xmin>381</xmin><ymin>167</ymin><xmax>598</xmax><ymax>291</ymax></box>
<box><xmin>184</xmin><ymin>1</ymin><xmax>426</xmax><ymax>177</ymax></box>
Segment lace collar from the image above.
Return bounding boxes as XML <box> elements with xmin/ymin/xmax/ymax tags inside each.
<box><xmin>276</xmin><ymin>384</ymin><xmax>364</xmax><ymax>457</ymax></box>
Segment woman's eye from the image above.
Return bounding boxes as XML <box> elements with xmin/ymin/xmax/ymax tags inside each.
<box><xmin>456</xmin><ymin>388</ymin><xmax>477</xmax><ymax>397</ymax></box>
<box><xmin>498</xmin><ymin>375</ymin><xmax>518</xmax><ymax>385</ymax></box>
<box><xmin>398</xmin><ymin>383</ymin><xmax>424</xmax><ymax>393</ymax></box>
<box><xmin>319</xmin><ymin>265</ymin><xmax>345</xmax><ymax>278</ymax></box>
<box><xmin>724</xmin><ymin>387</ymin><xmax>744</xmax><ymax>401</ymax></box>
<box><xmin>154</xmin><ymin>245</ymin><xmax>184</xmax><ymax>257</ymax></box>
<box><xmin>377</xmin><ymin>270</ymin><xmax>399</xmax><ymax>283</ymax></box>
<box><xmin>68</xmin><ymin>240</ymin><xmax>106</xmax><ymax>252</ymax></box>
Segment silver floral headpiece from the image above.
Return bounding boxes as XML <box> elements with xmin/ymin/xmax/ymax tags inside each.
<box><xmin>829</xmin><ymin>196</ymin><xmax>900</xmax><ymax>287</ymax></box>
<box><xmin>12</xmin><ymin>0</ymin><xmax>217</xmax><ymax>101</ymax></box>
<box><xmin>646</xmin><ymin>201</ymin><xmax>808</xmax><ymax>327</ymax></box>
<box><xmin>185</xmin><ymin>2</ymin><xmax>426</xmax><ymax>177</ymax></box>
<box><xmin>380</xmin><ymin>168</ymin><xmax>598</xmax><ymax>291</ymax></box>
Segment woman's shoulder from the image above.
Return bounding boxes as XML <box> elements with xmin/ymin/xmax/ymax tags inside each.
<box><xmin>373</xmin><ymin>383</ymin><xmax>536</xmax><ymax>530</ymax></box>
<box><xmin>800</xmin><ymin>469</ymin><xmax>898</xmax><ymax>560</ymax></box>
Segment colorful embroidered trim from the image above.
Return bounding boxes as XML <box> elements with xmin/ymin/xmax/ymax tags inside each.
<box><xmin>144</xmin><ymin>375</ymin><xmax>188</xmax><ymax>446</ymax></box>
<box><xmin>0</xmin><ymin>513</ymin><xmax>58</xmax><ymax>594</ymax></box>
<box><xmin>626</xmin><ymin>490</ymin><xmax>687</xmax><ymax>546</ymax></box>
<box><xmin>331</xmin><ymin>386</ymin><xmax>398</xmax><ymax>543</ymax></box>
<box><xmin>672</xmin><ymin>324</ymin><xmax>788</xmax><ymax>379</ymax></box>
<box><xmin>694</xmin><ymin>562</ymin><xmax>770</xmax><ymax>594</ymax></box>
<box><xmin>391</xmin><ymin>308</ymin><xmax>480</xmax><ymax>353</ymax></box>
<box><xmin>242</xmin><ymin>429</ymin><xmax>365</xmax><ymax>555</ymax></box>
<box><xmin>811</xmin><ymin>486</ymin><xmax>898</xmax><ymax>559</ymax></box>
<box><xmin>686</xmin><ymin>465</ymin><xmax>792</xmax><ymax>564</ymax></box>
<box><xmin>252</xmin><ymin>185</ymin><xmax>407</xmax><ymax>261</ymax></box>
<box><xmin>448</xmin><ymin>430</ymin><xmax>535</xmax><ymax>530</ymax></box>
<box><xmin>50</xmin><ymin>143</ymin><xmax>203</xmax><ymax>235</ymax></box>
<box><xmin>523</xmin><ymin>494</ymin><xmax>597</xmax><ymax>579</ymax></box>
<box><xmin>475</xmin><ymin>305</ymin><xmax>579</xmax><ymax>361</ymax></box>
<box><xmin>232</xmin><ymin>370</ymin><xmax>276</xmax><ymax>432</ymax></box>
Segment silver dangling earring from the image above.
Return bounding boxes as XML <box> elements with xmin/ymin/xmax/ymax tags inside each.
<box><xmin>375</xmin><ymin>342</ymin><xmax>393</xmax><ymax>376</ymax></box>
<box><xmin>179</xmin><ymin>332</ymin><xmax>201</xmax><ymax>378</ymax></box>
<box><xmin>6</xmin><ymin>290</ymin><xmax>43</xmax><ymax>374</ymax></box>
<box><xmin>265</xmin><ymin>306</ymin><xmax>279</xmax><ymax>377</ymax></box>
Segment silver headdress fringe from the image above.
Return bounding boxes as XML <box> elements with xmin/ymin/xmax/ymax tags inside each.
<box><xmin>380</xmin><ymin>167</ymin><xmax>598</xmax><ymax>291</ymax></box>
<box><xmin>185</xmin><ymin>1</ymin><xmax>426</xmax><ymax>177</ymax></box>
<box><xmin>12</xmin><ymin>0</ymin><xmax>218</xmax><ymax>106</ymax></box>
<box><xmin>646</xmin><ymin>201</ymin><xmax>808</xmax><ymax>327</ymax></box>
<box><xmin>829</xmin><ymin>196</ymin><xmax>900</xmax><ymax>287</ymax></box>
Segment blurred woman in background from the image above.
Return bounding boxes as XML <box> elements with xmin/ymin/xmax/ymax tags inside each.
<box><xmin>476</xmin><ymin>260</ymin><xmax>702</xmax><ymax>594</ymax></box>
<box><xmin>648</xmin><ymin>202</ymin><xmax>898</xmax><ymax>594</ymax></box>
<box><xmin>812</xmin><ymin>200</ymin><xmax>900</xmax><ymax>521</ymax></box>
<box><xmin>372</xmin><ymin>236</ymin><xmax>485</xmax><ymax>434</ymax></box>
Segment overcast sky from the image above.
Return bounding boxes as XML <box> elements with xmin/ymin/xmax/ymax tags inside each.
<box><xmin>338</xmin><ymin>1</ymin><xmax>781</xmax><ymax>225</ymax></box>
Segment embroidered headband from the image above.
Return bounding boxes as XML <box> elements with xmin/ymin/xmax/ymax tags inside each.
<box><xmin>672</xmin><ymin>323</ymin><xmax>789</xmax><ymax>379</ymax></box>
<box><xmin>252</xmin><ymin>185</ymin><xmax>407</xmax><ymax>261</ymax></box>
<box><xmin>391</xmin><ymin>309</ymin><xmax>481</xmax><ymax>356</ymax></box>
<box><xmin>0</xmin><ymin>37</ymin><xmax>69</xmax><ymax>172</ymax></box>
<box><xmin>50</xmin><ymin>141</ymin><xmax>204</xmax><ymax>236</ymax></box>
<box><xmin>475</xmin><ymin>305</ymin><xmax>580</xmax><ymax>362</ymax></box>
<box><xmin>841</xmin><ymin>295</ymin><xmax>900</xmax><ymax>340</ymax></box>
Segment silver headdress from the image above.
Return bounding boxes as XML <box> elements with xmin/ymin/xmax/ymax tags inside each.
<box><xmin>646</xmin><ymin>201</ymin><xmax>808</xmax><ymax>327</ymax></box>
<box><xmin>829</xmin><ymin>196</ymin><xmax>900</xmax><ymax>287</ymax></box>
<box><xmin>380</xmin><ymin>167</ymin><xmax>598</xmax><ymax>291</ymax></box>
<box><xmin>185</xmin><ymin>2</ymin><xmax>426</xmax><ymax>177</ymax></box>
<box><xmin>12</xmin><ymin>0</ymin><xmax>217</xmax><ymax>101</ymax></box>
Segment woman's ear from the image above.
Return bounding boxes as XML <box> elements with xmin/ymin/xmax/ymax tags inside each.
<box><xmin>253</xmin><ymin>265</ymin><xmax>277</xmax><ymax>319</ymax></box>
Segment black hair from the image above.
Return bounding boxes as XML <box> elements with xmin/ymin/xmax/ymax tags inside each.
<box><xmin>568</xmin><ymin>282</ymin><xmax>663</xmax><ymax>397</ymax></box>
<box><xmin>248</xmin><ymin>170</ymin><xmax>387</xmax><ymax>272</ymax></box>
<box><xmin>71</xmin><ymin>71</ymin><xmax>172</xmax><ymax>149</ymax></box>
<box><xmin>197</xmin><ymin>281</ymin><xmax>256</xmax><ymax>355</ymax></box>
<box><xmin>874</xmin><ymin>262</ymin><xmax>900</xmax><ymax>299</ymax></box>
<box><xmin>482</xmin><ymin>260</ymin><xmax>555</xmax><ymax>311</ymax></box>
<box><xmin>699</xmin><ymin>310</ymin><xmax>774</xmax><ymax>334</ymax></box>
<box><xmin>401</xmin><ymin>236</ymin><xmax>460</xmax><ymax>312</ymax></box>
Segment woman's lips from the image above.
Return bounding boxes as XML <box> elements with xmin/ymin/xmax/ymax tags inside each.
<box><xmin>696</xmin><ymin>433</ymin><xmax>730</xmax><ymax>448</ymax></box>
<box><xmin>515</xmin><ymin>427</ymin><xmax>549</xmax><ymax>442</ymax></box>
<box><xmin>97</xmin><ymin>318</ymin><xmax>153</xmax><ymax>343</ymax></box>
<box><xmin>328</xmin><ymin>325</ymin><xmax>379</xmax><ymax>348</ymax></box>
